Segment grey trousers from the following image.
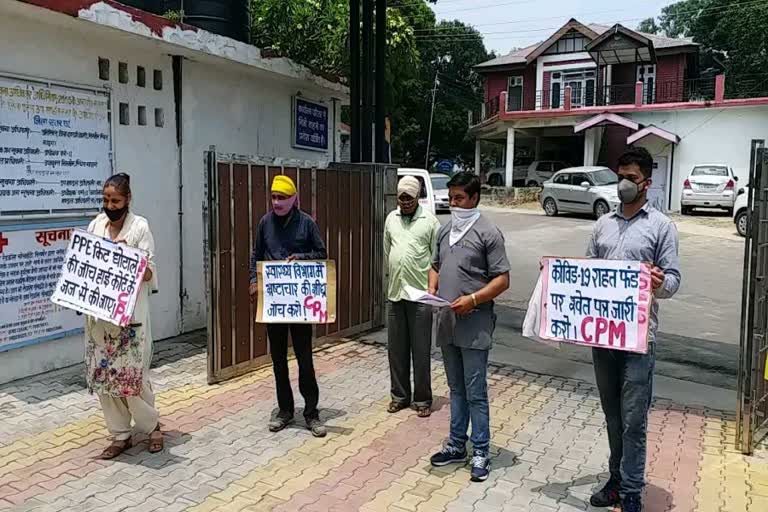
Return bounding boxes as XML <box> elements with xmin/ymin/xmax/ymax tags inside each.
<box><xmin>388</xmin><ymin>300</ymin><xmax>433</xmax><ymax>408</ymax></box>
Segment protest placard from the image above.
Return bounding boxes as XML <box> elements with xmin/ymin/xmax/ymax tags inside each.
<box><xmin>255</xmin><ymin>260</ymin><xmax>336</xmax><ymax>324</ymax></box>
<box><xmin>539</xmin><ymin>257</ymin><xmax>652</xmax><ymax>353</ymax></box>
<box><xmin>51</xmin><ymin>230</ymin><xmax>148</xmax><ymax>327</ymax></box>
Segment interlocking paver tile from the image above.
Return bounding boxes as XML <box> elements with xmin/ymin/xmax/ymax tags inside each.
<box><xmin>2</xmin><ymin>337</ymin><xmax>768</xmax><ymax>512</ymax></box>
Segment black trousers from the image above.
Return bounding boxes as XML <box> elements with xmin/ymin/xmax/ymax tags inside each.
<box><xmin>267</xmin><ymin>324</ymin><xmax>319</xmax><ymax>420</ymax></box>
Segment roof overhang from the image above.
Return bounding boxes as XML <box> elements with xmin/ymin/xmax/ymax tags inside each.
<box><xmin>586</xmin><ymin>24</ymin><xmax>656</xmax><ymax>65</ymax></box>
<box><xmin>627</xmin><ymin>125</ymin><xmax>680</xmax><ymax>145</ymax></box>
<box><xmin>525</xmin><ymin>18</ymin><xmax>599</xmax><ymax>64</ymax></box>
<box><xmin>574</xmin><ymin>113</ymin><xmax>639</xmax><ymax>133</ymax></box>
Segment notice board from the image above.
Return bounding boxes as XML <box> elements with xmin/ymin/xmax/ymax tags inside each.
<box><xmin>0</xmin><ymin>76</ymin><xmax>111</xmax><ymax>214</ymax></box>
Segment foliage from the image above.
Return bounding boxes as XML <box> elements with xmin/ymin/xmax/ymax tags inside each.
<box><xmin>248</xmin><ymin>0</ymin><xmax>493</xmax><ymax>167</ymax></box>
<box><xmin>636</xmin><ymin>17</ymin><xmax>660</xmax><ymax>35</ymax></box>
<box><xmin>645</xmin><ymin>0</ymin><xmax>768</xmax><ymax>80</ymax></box>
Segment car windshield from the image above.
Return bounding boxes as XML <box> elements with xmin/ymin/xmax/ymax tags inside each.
<box><xmin>431</xmin><ymin>175</ymin><xmax>451</xmax><ymax>190</ymax></box>
<box><xmin>589</xmin><ymin>169</ymin><xmax>619</xmax><ymax>186</ymax></box>
<box><xmin>692</xmin><ymin>166</ymin><xmax>728</xmax><ymax>177</ymax></box>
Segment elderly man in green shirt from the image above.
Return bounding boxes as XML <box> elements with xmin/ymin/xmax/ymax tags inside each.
<box><xmin>383</xmin><ymin>176</ymin><xmax>441</xmax><ymax>418</ymax></box>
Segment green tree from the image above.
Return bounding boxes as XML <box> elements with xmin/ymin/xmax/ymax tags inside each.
<box><xmin>654</xmin><ymin>0</ymin><xmax>768</xmax><ymax>79</ymax></box>
<box><xmin>248</xmin><ymin>0</ymin><xmax>493</xmax><ymax>167</ymax></box>
<box><xmin>636</xmin><ymin>17</ymin><xmax>660</xmax><ymax>35</ymax></box>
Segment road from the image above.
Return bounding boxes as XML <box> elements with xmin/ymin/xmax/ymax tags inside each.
<box><xmin>437</xmin><ymin>206</ymin><xmax>745</xmax><ymax>392</ymax></box>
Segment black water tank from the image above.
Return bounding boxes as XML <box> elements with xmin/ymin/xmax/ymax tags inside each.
<box><xmin>181</xmin><ymin>0</ymin><xmax>251</xmax><ymax>43</ymax></box>
<box><xmin>120</xmin><ymin>0</ymin><xmax>164</xmax><ymax>15</ymax></box>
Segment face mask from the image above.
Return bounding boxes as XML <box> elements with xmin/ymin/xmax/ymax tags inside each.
<box><xmin>272</xmin><ymin>195</ymin><xmax>297</xmax><ymax>216</ymax></box>
<box><xmin>104</xmin><ymin>206</ymin><xmax>128</xmax><ymax>222</ymax></box>
<box><xmin>617</xmin><ymin>178</ymin><xmax>646</xmax><ymax>204</ymax></box>
<box><xmin>449</xmin><ymin>207</ymin><xmax>481</xmax><ymax>246</ymax></box>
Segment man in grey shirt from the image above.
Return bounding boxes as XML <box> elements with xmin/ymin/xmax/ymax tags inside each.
<box><xmin>427</xmin><ymin>173</ymin><xmax>510</xmax><ymax>482</ymax></box>
<box><xmin>586</xmin><ymin>148</ymin><xmax>681</xmax><ymax>512</ymax></box>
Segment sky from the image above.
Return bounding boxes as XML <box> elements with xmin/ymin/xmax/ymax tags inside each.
<box><xmin>428</xmin><ymin>0</ymin><xmax>675</xmax><ymax>56</ymax></box>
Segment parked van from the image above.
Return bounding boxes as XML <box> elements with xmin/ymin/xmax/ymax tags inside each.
<box><xmin>397</xmin><ymin>168</ymin><xmax>436</xmax><ymax>215</ymax></box>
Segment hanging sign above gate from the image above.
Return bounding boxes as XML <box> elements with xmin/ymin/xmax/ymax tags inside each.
<box><xmin>255</xmin><ymin>260</ymin><xmax>337</xmax><ymax>324</ymax></box>
<box><xmin>292</xmin><ymin>97</ymin><xmax>329</xmax><ymax>152</ymax></box>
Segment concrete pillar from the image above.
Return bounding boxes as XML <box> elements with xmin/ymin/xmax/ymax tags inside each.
<box><xmin>505</xmin><ymin>127</ymin><xmax>515</xmax><ymax>187</ymax></box>
<box><xmin>474</xmin><ymin>139</ymin><xmax>481</xmax><ymax>175</ymax></box>
<box><xmin>534</xmin><ymin>136</ymin><xmax>542</xmax><ymax>161</ymax></box>
<box><xmin>584</xmin><ymin>129</ymin><xmax>596</xmax><ymax>166</ymax></box>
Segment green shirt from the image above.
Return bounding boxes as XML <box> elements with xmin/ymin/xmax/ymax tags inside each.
<box><xmin>384</xmin><ymin>206</ymin><xmax>441</xmax><ymax>302</ymax></box>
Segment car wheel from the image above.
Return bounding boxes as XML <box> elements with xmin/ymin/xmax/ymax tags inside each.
<box><xmin>543</xmin><ymin>197</ymin><xmax>558</xmax><ymax>217</ymax></box>
<box><xmin>736</xmin><ymin>211</ymin><xmax>748</xmax><ymax>237</ymax></box>
<box><xmin>489</xmin><ymin>175</ymin><xmax>502</xmax><ymax>187</ymax></box>
<box><xmin>594</xmin><ymin>200</ymin><xmax>610</xmax><ymax>219</ymax></box>
<box><xmin>527</xmin><ymin>180</ymin><xmax>539</xmax><ymax>188</ymax></box>
<box><xmin>681</xmin><ymin>205</ymin><xmax>690</xmax><ymax>215</ymax></box>
<box><xmin>726</xmin><ymin>207</ymin><xmax>734</xmax><ymax>217</ymax></box>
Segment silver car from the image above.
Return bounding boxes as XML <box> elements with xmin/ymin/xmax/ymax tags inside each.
<box><xmin>430</xmin><ymin>173</ymin><xmax>451</xmax><ymax>212</ymax></box>
<box><xmin>681</xmin><ymin>164</ymin><xmax>738</xmax><ymax>215</ymax></box>
<box><xmin>540</xmin><ymin>166</ymin><xmax>620</xmax><ymax>219</ymax></box>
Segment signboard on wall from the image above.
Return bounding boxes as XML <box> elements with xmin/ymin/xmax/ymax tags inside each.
<box><xmin>0</xmin><ymin>222</ymin><xmax>87</xmax><ymax>352</ymax></box>
<box><xmin>292</xmin><ymin>97</ymin><xmax>329</xmax><ymax>152</ymax></box>
<box><xmin>0</xmin><ymin>76</ymin><xmax>111</xmax><ymax>214</ymax></box>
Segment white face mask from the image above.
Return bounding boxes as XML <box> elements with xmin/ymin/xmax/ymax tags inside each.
<box><xmin>449</xmin><ymin>207</ymin><xmax>481</xmax><ymax>246</ymax></box>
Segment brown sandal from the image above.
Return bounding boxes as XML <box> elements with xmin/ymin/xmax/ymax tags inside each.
<box><xmin>387</xmin><ymin>401</ymin><xmax>410</xmax><ymax>414</ymax></box>
<box><xmin>416</xmin><ymin>406</ymin><xmax>432</xmax><ymax>418</ymax></box>
<box><xmin>99</xmin><ymin>439</ymin><xmax>131</xmax><ymax>460</ymax></box>
<box><xmin>148</xmin><ymin>428</ymin><xmax>164</xmax><ymax>453</ymax></box>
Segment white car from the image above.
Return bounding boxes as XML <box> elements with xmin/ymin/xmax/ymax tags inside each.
<box><xmin>486</xmin><ymin>161</ymin><xmax>569</xmax><ymax>188</ymax></box>
<box><xmin>733</xmin><ymin>186</ymin><xmax>749</xmax><ymax>237</ymax></box>
<box><xmin>681</xmin><ymin>164</ymin><xmax>739</xmax><ymax>215</ymax></box>
<box><xmin>430</xmin><ymin>173</ymin><xmax>451</xmax><ymax>213</ymax></box>
<box><xmin>397</xmin><ymin>168</ymin><xmax>435</xmax><ymax>216</ymax></box>
<box><xmin>540</xmin><ymin>166</ymin><xmax>620</xmax><ymax>219</ymax></box>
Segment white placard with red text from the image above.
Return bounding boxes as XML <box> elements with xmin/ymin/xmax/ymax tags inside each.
<box><xmin>539</xmin><ymin>257</ymin><xmax>652</xmax><ymax>353</ymax></box>
<box><xmin>51</xmin><ymin>230</ymin><xmax>147</xmax><ymax>327</ymax></box>
<box><xmin>0</xmin><ymin>224</ymin><xmax>86</xmax><ymax>351</ymax></box>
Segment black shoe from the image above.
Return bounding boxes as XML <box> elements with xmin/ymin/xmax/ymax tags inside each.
<box><xmin>469</xmin><ymin>451</ymin><xmax>490</xmax><ymax>482</ymax></box>
<box><xmin>621</xmin><ymin>494</ymin><xmax>642</xmax><ymax>512</ymax></box>
<box><xmin>268</xmin><ymin>412</ymin><xmax>294</xmax><ymax>432</ymax></box>
<box><xmin>430</xmin><ymin>443</ymin><xmax>467</xmax><ymax>467</ymax></box>
<box><xmin>589</xmin><ymin>481</ymin><xmax>621</xmax><ymax>508</ymax></box>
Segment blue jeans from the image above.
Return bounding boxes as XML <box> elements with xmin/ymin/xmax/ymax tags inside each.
<box><xmin>592</xmin><ymin>343</ymin><xmax>656</xmax><ymax>497</ymax></box>
<box><xmin>441</xmin><ymin>344</ymin><xmax>490</xmax><ymax>455</ymax></box>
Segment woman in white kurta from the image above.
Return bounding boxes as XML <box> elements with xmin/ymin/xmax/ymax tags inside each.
<box><xmin>86</xmin><ymin>173</ymin><xmax>163</xmax><ymax>459</ymax></box>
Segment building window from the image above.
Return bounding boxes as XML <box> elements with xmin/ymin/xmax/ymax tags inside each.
<box><xmin>137</xmin><ymin>66</ymin><xmax>146</xmax><ymax>87</ymax></box>
<box><xmin>118</xmin><ymin>62</ymin><xmax>129</xmax><ymax>84</ymax></box>
<box><xmin>119</xmin><ymin>103</ymin><xmax>129</xmax><ymax>125</ymax></box>
<box><xmin>138</xmin><ymin>106</ymin><xmax>147</xmax><ymax>126</ymax></box>
<box><xmin>551</xmin><ymin>68</ymin><xmax>596</xmax><ymax>107</ymax></box>
<box><xmin>155</xmin><ymin>108</ymin><xmax>164</xmax><ymax>127</ymax></box>
<box><xmin>153</xmin><ymin>70</ymin><xmax>163</xmax><ymax>91</ymax></box>
<box><xmin>543</xmin><ymin>30</ymin><xmax>589</xmax><ymax>55</ymax></box>
<box><xmin>98</xmin><ymin>58</ymin><xmax>110</xmax><ymax>81</ymax></box>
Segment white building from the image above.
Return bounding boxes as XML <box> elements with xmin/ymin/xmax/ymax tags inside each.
<box><xmin>0</xmin><ymin>0</ymin><xmax>348</xmax><ymax>384</ymax></box>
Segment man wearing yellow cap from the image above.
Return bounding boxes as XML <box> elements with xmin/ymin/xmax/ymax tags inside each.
<box><xmin>249</xmin><ymin>175</ymin><xmax>328</xmax><ymax>437</ymax></box>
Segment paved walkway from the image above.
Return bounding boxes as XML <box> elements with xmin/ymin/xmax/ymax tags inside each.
<box><xmin>1</xmin><ymin>334</ymin><xmax>766</xmax><ymax>512</ymax></box>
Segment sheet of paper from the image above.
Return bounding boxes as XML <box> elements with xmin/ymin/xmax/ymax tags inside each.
<box><xmin>404</xmin><ymin>285</ymin><xmax>452</xmax><ymax>308</ymax></box>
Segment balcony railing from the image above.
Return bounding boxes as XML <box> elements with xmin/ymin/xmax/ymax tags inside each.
<box><xmin>471</xmin><ymin>74</ymin><xmax>768</xmax><ymax>126</ymax></box>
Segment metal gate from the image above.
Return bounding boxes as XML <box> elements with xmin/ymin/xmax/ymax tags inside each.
<box><xmin>737</xmin><ymin>139</ymin><xmax>768</xmax><ymax>454</ymax></box>
<box><xmin>203</xmin><ymin>149</ymin><xmax>396</xmax><ymax>384</ymax></box>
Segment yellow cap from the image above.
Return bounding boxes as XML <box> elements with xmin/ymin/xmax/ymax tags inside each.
<box><xmin>271</xmin><ymin>175</ymin><xmax>297</xmax><ymax>196</ymax></box>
